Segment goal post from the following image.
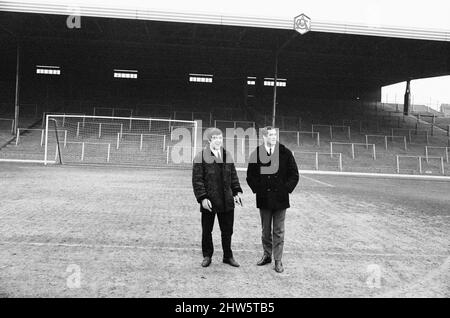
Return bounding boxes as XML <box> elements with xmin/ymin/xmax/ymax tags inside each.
<box><xmin>50</xmin><ymin>118</ymin><xmax>62</xmax><ymax>164</ymax></box>
<box><xmin>44</xmin><ymin>114</ymin><xmax>197</xmax><ymax>166</ymax></box>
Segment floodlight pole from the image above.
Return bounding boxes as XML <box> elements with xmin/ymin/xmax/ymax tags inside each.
<box><xmin>272</xmin><ymin>15</ymin><xmax>310</xmax><ymax>127</ymax></box>
<box><xmin>14</xmin><ymin>42</ymin><xmax>20</xmax><ymax>136</ymax></box>
<box><xmin>272</xmin><ymin>33</ymin><xmax>298</xmax><ymax>127</ymax></box>
<box><xmin>272</xmin><ymin>53</ymin><xmax>279</xmax><ymax>127</ymax></box>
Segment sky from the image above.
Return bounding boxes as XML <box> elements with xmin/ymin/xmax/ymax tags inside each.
<box><xmin>382</xmin><ymin>76</ymin><xmax>450</xmax><ymax>111</ymax></box>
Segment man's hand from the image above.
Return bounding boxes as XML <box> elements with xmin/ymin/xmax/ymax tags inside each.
<box><xmin>234</xmin><ymin>193</ymin><xmax>243</xmax><ymax>207</ymax></box>
<box><xmin>201</xmin><ymin>198</ymin><xmax>213</xmax><ymax>212</ymax></box>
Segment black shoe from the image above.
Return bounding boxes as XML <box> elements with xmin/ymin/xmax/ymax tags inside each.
<box><xmin>274</xmin><ymin>260</ymin><xmax>284</xmax><ymax>273</ymax></box>
<box><xmin>257</xmin><ymin>254</ymin><xmax>272</xmax><ymax>266</ymax></box>
<box><xmin>201</xmin><ymin>257</ymin><xmax>212</xmax><ymax>267</ymax></box>
<box><xmin>223</xmin><ymin>257</ymin><xmax>240</xmax><ymax>267</ymax></box>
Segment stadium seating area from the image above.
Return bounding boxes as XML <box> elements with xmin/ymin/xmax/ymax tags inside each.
<box><xmin>1</xmin><ymin>97</ymin><xmax>450</xmax><ymax>175</ymax></box>
<box><xmin>249</xmin><ymin>99</ymin><xmax>450</xmax><ymax>174</ymax></box>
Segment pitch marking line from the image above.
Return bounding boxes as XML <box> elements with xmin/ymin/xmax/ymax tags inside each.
<box><xmin>0</xmin><ymin>159</ymin><xmax>56</xmax><ymax>164</ymax></box>
<box><xmin>0</xmin><ymin>241</ymin><xmax>447</xmax><ymax>258</ymax></box>
<box><xmin>300</xmin><ymin>175</ymin><xmax>335</xmax><ymax>187</ymax></box>
<box><xmin>235</xmin><ymin>168</ymin><xmax>450</xmax><ymax>181</ymax></box>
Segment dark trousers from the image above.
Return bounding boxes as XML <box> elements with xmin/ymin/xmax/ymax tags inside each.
<box><xmin>259</xmin><ymin>209</ymin><xmax>286</xmax><ymax>261</ymax></box>
<box><xmin>201</xmin><ymin>210</ymin><xmax>234</xmax><ymax>259</ymax></box>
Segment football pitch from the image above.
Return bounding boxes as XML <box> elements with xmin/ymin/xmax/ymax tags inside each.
<box><xmin>0</xmin><ymin>163</ymin><xmax>449</xmax><ymax>298</ymax></box>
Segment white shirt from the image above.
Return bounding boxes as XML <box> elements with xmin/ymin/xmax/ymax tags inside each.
<box><xmin>264</xmin><ymin>144</ymin><xmax>275</xmax><ymax>156</ymax></box>
<box><xmin>210</xmin><ymin>145</ymin><xmax>222</xmax><ymax>160</ymax></box>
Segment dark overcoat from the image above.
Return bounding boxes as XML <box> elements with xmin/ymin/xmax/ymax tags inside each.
<box><xmin>246</xmin><ymin>143</ymin><xmax>299</xmax><ymax>210</ymax></box>
<box><xmin>192</xmin><ymin>147</ymin><xmax>243</xmax><ymax>213</ymax></box>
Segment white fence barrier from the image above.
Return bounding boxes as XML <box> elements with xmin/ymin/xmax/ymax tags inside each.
<box><xmin>293</xmin><ymin>151</ymin><xmax>343</xmax><ymax>171</ymax></box>
<box><xmin>396</xmin><ymin>155</ymin><xmax>444</xmax><ymax>175</ymax></box>
<box><xmin>330</xmin><ymin>142</ymin><xmax>376</xmax><ymax>160</ymax></box>
<box><xmin>365</xmin><ymin>134</ymin><xmax>407</xmax><ymax>151</ymax></box>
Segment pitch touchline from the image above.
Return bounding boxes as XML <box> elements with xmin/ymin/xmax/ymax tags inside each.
<box><xmin>300</xmin><ymin>175</ymin><xmax>335</xmax><ymax>187</ymax></box>
<box><xmin>0</xmin><ymin>241</ymin><xmax>447</xmax><ymax>258</ymax></box>
<box><xmin>235</xmin><ymin>168</ymin><xmax>450</xmax><ymax>181</ymax></box>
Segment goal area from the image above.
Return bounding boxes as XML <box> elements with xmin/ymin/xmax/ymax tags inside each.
<box><xmin>44</xmin><ymin>115</ymin><xmax>198</xmax><ymax>166</ymax></box>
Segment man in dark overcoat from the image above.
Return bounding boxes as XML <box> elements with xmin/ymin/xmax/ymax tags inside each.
<box><xmin>246</xmin><ymin>126</ymin><xmax>299</xmax><ymax>273</ymax></box>
<box><xmin>192</xmin><ymin>128</ymin><xmax>243</xmax><ymax>268</ymax></box>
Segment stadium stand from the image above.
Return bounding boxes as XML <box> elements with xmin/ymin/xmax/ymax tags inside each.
<box><xmin>1</xmin><ymin>96</ymin><xmax>449</xmax><ymax>175</ymax></box>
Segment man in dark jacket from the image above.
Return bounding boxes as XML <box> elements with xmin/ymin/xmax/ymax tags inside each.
<box><xmin>192</xmin><ymin>128</ymin><xmax>243</xmax><ymax>268</ymax></box>
<box><xmin>246</xmin><ymin>126</ymin><xmax>299</xmax><ymax>273</ymax></box>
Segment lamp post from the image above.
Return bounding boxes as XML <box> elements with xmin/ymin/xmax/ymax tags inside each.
<box><xmin>272</xmin><ymin>14</ymin><xmax>311</xmax><ymax>127</ymax></box>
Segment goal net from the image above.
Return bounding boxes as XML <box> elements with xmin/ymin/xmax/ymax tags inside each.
<box><xmin>44</xmin><ymin>115</ymin><xmax>197</xmax><ymax>166</ymax></box>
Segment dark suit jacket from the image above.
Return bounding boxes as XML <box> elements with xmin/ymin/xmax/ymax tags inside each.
<box><xmin>246</xmin><ymin>143</ymin><xmax>299</xmax><ymax>210</ymax></box>
<box><xmin>192</xmin><ymin>146</ymin><xmax>243</xmax><ymax>213</ymax></box>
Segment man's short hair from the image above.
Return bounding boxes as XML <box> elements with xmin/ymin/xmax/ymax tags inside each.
<box><xmin>261</xmin><ymin>126</ymin><xmax>277</xmax><ymax>137</ymax></box>
<box><xmin>205</xmin><ymin>127</ymin><xmax>223</xmax><ymax>141</ymax></box>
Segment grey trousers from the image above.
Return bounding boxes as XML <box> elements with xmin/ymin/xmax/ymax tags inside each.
<box><xmin>259</xmin><ymin>209</ymin><xmax>286</xmax><ymax>261</ymax></box>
